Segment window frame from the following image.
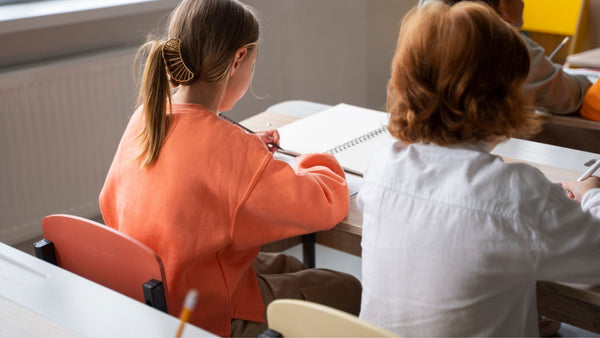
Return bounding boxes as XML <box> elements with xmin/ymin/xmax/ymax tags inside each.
<box><xmin>0</xmin><ymin>0</ymin><xmax>178</xmax><ymax>35</ymax></box>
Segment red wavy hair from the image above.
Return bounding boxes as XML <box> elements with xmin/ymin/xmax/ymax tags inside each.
<box><xmin>387</xmin><ymin>1</ymin><xmax>540</xmax><ymax>145</ymax></box>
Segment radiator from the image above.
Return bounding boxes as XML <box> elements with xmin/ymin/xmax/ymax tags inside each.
<box><xmin>0</xmin><ymin>48</ymin><xmax>138</xmax><ymax>245</ymax></box>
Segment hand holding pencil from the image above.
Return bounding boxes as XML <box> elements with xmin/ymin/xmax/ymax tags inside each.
<box><xmin>218</xmin><ymin>112</ymin><xmax>283</xmax><ymax>151</ymax></box>
<box><xmin>562</xmin><ymin>159</ymin><xmax>600</xmax><ymax>202</ymax></box>
<box><xmin>256</xmin><ymin>129</ymin><xmax>281</xmax><ymax>152</ymax></box>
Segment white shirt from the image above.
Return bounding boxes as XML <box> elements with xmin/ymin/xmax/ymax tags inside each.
<box><xmin>358</xmin><ymin>141</ymin><xmax>600</xmax><ymax>337</ymax></box>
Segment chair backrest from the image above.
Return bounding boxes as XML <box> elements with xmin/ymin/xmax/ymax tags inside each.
<box><xmin>35</xmin><ymin>214</ymin><xmax>168</xmax><ymax>312</ymax></box>
<box><xmin>264</xmin><ymin>299</ymin><xmax>397</xmax><ymax>337</ymax></box>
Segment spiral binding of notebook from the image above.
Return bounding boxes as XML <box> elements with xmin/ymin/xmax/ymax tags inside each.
<box><xmin>277</xmin><ymin>103</ymin><xmax>395</xmax><ymax>176</ymax></box>
<box><xmin>325</xmin><ymin>125</ymin><xmax>388</xmax><ymax>154</ymax></box>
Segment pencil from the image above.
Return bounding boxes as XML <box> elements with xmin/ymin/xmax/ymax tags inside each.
<box><xmin>174</xmin><ymin>289</ymin><xmax>198</xmax><ymax>338</ymax></box>
<box><xmin>218</xmin><ymin>112</ymin><xmax>283</xmax><ymax>150</ymax></box>
<box><xmin>549</xmin><ymin>36</ymin><xmax>570</xmax><ymax>61</ymax></box>
<box><xmin>577</xmin><ymin>158</ymin><xmax>600</xmax><ymax>181</ymax></box>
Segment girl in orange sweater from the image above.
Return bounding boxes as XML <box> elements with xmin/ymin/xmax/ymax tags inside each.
<box><xmin>99</xmin><ymin>0</ymin><xmax>360</xmax><ymax>336</ymax></box>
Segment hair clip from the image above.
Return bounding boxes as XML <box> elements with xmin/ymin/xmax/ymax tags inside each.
<box><xmin>162</xmin><ymin>38</ymin><xmax>195</xmax><ymax>84</ymax></box>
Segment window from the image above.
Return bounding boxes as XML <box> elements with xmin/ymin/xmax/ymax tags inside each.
<box><xmin>0</xmin><ymin>0</ymin><xmax>178</xmax><ymax>35</ymax></box>
<box><xmin>0</xmin><ymin>0</ymin><xmax>41</xmax><ymax>5</ymax></box>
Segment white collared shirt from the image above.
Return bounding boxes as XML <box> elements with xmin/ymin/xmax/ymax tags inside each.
<box><xmin>358</xmin><ymin>141</ymin><xmax>600</xmax><ymax>336</ymax></box>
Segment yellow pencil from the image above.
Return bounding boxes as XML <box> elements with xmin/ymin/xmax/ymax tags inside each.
<box><xmin>175</xmin><ymin>289</ymin><xmax>198</xmax><ymax>338</ymax></box>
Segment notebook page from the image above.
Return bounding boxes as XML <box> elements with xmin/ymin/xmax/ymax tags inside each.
<box><xmin>333</xmin><ymin>130</ymin><xmax>396</xmax><ymax>175</ymax></box>
<box><xmin>278</xmin><ymin>103</ymin><xmax>393</xmax><ymax>175</ymax></box>
<box><xmin>278</xmin><ymin>103</ymin><xmax>390</xmax><ymax>154</ymax></box>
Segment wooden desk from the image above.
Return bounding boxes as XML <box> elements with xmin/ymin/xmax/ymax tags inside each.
<box><xmin>537</xmin><ymin>110</ymin><xmax>600</xmax><ymax>131</ymax></box>
<box><xmin>0</xmin><ymin>242</ymin><xmax>212</xmax><ymax>337</ymax></box>
<box><xmin>529</xmin><ymin>110</ymin><xmax>600</xmax><ymax>154</ymax></box>
<box><xmin>244</xmin><ymin>107</ymin><xmax>600</xmax><ymax>334</ymax></box>
<box><xmin>528</xmin><ymin>68</ymin><xmax>600</xmax><ymax>153</ymax></box>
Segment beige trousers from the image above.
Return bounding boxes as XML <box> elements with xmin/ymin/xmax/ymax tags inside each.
<box><xmin>230</xmin><ymin>252</ymin><xmax>362</xmax><ymax>337</ymax></box>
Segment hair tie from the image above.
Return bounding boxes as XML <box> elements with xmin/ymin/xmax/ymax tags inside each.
<box><xmin>162</xmin><ymin>38</ymin><xmax>195</xmax><ymax>84</ymax></box>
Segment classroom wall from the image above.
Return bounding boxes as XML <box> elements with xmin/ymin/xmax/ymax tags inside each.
<box><xmin>366</xmin><ymin>1</ymin><xmax>417</xmax><ymax>111</ymax></box>
<box><xmin>1</xmin><ymin>0</ymin><xmax>598</xmax><ymax>119</ymax></box>
<box><xmin>229</xmin><ymin>0</ymin><xmax>417</xmax><ymax>120</ymax></box>
<box><xmin>231</xmin><ymin>0</ymin><xmax>600</xmax><ymax>119</ymax></box>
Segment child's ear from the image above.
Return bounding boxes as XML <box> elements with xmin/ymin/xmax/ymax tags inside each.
<box><xmin>230</xmin><ymin>47</ymin><xmax>248</xmax><ymax>76</ymax></box>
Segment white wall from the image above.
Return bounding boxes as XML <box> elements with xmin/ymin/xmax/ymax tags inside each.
<box><xmin>366</xmin><ymin>1</ymin><xmax>417</xmax><ymax>111</ymax></box>
<box><xmin>229</xmin><ymin>0</ymin><xmax>417</xmax><ymax>120</ymax></box>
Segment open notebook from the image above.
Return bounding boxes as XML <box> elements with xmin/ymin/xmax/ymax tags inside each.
<box><xmin>277</xmin><ymin>103</ymin><xmax>396</xmax><ymax>176</ymax></box>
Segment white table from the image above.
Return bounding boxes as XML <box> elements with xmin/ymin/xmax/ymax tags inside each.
<box><xmin>0</xmin><ymin>242</ymin><xmax>213</xmax><ymax>337</ymax></box>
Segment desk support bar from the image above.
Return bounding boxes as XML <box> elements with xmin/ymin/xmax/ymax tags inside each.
<box><xmin>537</xmin><ymin>281</ymin><xmax>600</xmax><ymax>334</ymax></box>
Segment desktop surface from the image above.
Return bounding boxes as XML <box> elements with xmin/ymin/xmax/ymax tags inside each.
<box><xmin>0</xmin><ymin>242</ymin><xmax>212</xmax><ymax>337</ymax></box>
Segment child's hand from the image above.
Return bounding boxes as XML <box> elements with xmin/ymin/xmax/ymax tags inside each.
<box><xmin>257</xmin><ymin>130</ymin><xmax>280</xmax><ymax>152</ymax></box>
<box><xmin>561</xmin><ymin>176</ymin><xmax>600</xmax><ymax>203</ymax></box>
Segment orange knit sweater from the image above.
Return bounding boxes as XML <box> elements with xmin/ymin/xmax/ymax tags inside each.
<box><xmin>99</xmin><ymin>104</ymin><xmax>349</xmax><ymax>336</ymax></box>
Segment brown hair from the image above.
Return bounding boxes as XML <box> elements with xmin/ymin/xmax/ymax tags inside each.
<box><xmin>443</xmin><ymin>0</ymin><xmax>522</xmax><ymax>24</ymax></box>
<box><xmin>135</xmin><ymin>0</ymin><xmax>259</xmax><ymax>166</ymax></box>
<box><xmin>387</xmin><ymin>2</ymin><xmax>540</xmax><ymax>146</ymax></box>
<box><xmin>445</xmin><ymin>0</ymin><xmax>500</xmax><ymax>10</ymax></box>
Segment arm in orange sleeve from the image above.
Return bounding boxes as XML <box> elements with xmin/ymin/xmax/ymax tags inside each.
<box><xmin>230</xmin><ymin>153</ymin><xmax>350</xmax><ymax>249</ymax></box>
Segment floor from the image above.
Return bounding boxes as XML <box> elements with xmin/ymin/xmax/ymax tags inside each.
<box><xmin>11</xmin><ymin>237</ymin><xmax>598</xmax><ymax>337</ymax></box>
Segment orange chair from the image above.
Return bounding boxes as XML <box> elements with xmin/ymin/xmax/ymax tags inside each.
<box><xmin>34</xmin><ymin>214</ymin><xmax>168</xmax><ymax>312</ymax></box>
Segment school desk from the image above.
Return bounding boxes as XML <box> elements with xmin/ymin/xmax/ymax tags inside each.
<box><xmin>243</xmin><ymin>100</ymin><xmax>600</xmax><ymax>334</ymax></box>
<box><xmin>0</xmin><ymin>241</ymin><xmax>212</xmax><ymax>337</ymax></box>
<box><xmin>526</xmin><ymin>67</ymin><xmax>600</xmax><ymax>153</ymax></box>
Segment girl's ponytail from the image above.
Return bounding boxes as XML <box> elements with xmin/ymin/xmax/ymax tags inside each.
<box><xmin>133</xmin><ymin>0</ymin><xmax>260</xmax><ymax>167</ymax></box>
<box><xmin>136</xmin><ymin>39</ymin><xmax>172</xmax><ymax>167</ymax></box>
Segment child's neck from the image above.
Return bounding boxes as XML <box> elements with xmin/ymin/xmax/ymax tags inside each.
<box><xmin>486</xmin><ymin>136</ymin><xmax>506</xmax><ymax>151</ymax></box>
<box><xmin>171</xmin><ymin>81</ymin><xmax>225</xmax><ymax>114</ymax></box>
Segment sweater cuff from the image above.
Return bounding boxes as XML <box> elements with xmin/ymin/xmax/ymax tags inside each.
<box><xmin>581</xmin><ymin>188</ymin><xmax>600</xmax><ymax>211</ymax></box>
